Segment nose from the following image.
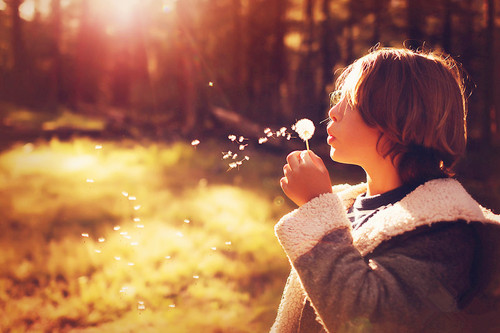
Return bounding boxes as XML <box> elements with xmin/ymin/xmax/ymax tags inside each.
<box><xmin>329</xmin><ymin>104</ymin><xmax>341</xmax><ymax>122</ymax></box>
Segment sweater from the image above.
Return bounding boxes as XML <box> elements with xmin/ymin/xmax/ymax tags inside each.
<box><xmin>271</xmin><ymin>178</ymin><xmax>500</xmax><ymax>333</ymax></box>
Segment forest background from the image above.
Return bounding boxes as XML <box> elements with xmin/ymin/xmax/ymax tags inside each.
<box><xmin>1</xmin><ymin>0</ymin><xmax>500</xmax><ymax>332</ymax></box>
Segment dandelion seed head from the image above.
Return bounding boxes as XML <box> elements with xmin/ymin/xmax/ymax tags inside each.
<box><xmin>294</xmin><ymin>118</ymin><xmax>315</xmax><ymax>141</ymax></box>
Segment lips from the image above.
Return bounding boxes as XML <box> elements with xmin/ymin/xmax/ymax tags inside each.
<box><xmin>327</xmin><ymin>135</ymin><xmax>335</xmax><ymax>144</ymax></box>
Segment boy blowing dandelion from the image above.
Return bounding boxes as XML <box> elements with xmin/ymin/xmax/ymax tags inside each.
<box><xmin>272</xmin><ymin>47</ymin><xmax>500</xmax><ymax>332</ymax></box>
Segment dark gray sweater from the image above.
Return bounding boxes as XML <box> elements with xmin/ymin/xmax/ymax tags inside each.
<box><xmin>271</xmin><ymin>179</ymin><xmax>500</xmax><ymax>333</ymax></box>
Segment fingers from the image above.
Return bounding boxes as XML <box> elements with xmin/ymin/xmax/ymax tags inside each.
<box><xmin>286</xmin><ymin>151</ymin><xmax>302</xmax><ymax>170</ymax></box>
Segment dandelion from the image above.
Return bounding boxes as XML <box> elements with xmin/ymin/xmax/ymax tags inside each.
<box><xmin>294</xmin><ymin>118</ymin><xmax>315</xmax><ymax>150</ymax></box>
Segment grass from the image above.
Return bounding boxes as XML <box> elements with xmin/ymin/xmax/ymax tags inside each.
<box><xmin>0</xmin><ymin>137</ymin><xmax>295</xmax><ymax>332</ymax></box>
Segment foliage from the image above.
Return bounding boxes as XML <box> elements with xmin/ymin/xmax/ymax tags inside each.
<box><xmin>0</xmin><ymin>138</ymin><xmax>293</xmax><ymax>332</ymax></box>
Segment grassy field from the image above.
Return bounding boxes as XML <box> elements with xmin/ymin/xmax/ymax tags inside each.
<box><xmin>0</xmin><ymin>137</ymin><xmax>301</xmax><ymax>332</ymax></box>
<box><xmin>1</xmin><ymin>133</ymin><xmax>498</xmax><ymax>333</ymax></box>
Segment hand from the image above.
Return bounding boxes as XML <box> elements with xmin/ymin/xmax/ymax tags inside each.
<box><xmin>280</xmin><ymin>150</ymin><xmax>332</xmax><ymax>206</ymax></box>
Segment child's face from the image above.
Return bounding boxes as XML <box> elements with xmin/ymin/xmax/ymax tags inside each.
<box><xmin>326</xmin><ymin>96</ymin><xmax>381</xmax><ymax>168</ymax></box>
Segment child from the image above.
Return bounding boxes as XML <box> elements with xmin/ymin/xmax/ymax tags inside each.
<box><xmin>272</xmin><ymin>47</ymin><xmax>500</xmax><ymax>332</ymax></box>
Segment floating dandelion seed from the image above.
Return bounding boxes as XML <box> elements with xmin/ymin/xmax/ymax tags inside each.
<box><xmin>294</xmin><ymin>118</ymin><xmax>315</xmax><ymax>150</ymax></box>
<box><xmin>95</xmin><ymin>249</ymin><xmax>101</xmax><ymax>253</ymax></box>
<box><xmin>193</xmin><ymin>275</ymin><xmax>200</xmax><ymax>279</ymax></box>
<box><xmin>225</xmin><ymin>241</ymin><xmax>232</xmax><ymax>245</ymax></box>
<box><xmin>136</xmin><ymin>224</ymin><xmax>144</xmax><ymax>228</ymax></box>
<box><xmin>95</xmin><ymin>145</ymin><xmax>103</xmax><ymax>150</ymax></box>
<box><xmin>120</xmin><ymin>231</ymin><xmax>128</xmax><ymax>236</ymax></box>
<box><xmin>138</xmin><ymin>303</ymin><xmax>146</xmax><ymax>310</ymax></box>
<box><xmin>165</xmin><ymin>255</ymin><xmax>171</xmax><ymax>259</ymax></box>
<box><xmin>228</xmin><ymin>134</ymin><xmax>237</xmax><ymax>141</ymax></box>
<box><xmin>128</xmin><ymin>196</ymin><xmax>137</xmax><ymax>201</ymax></box>
<box><xmin>266</xmin><ymin>131</ymin><xmax>274</xmax><ymax>137</ymax></box>
<box><xmin>239</xmin><ymin>144</ymin><xmax>247</xmax><ymax>150</ymax></box>
<box><xmin>121</xmin><ymin>191</ymin><xmax>129</xmax><ymax>197</ymax></box>
<box><xmin>211</xmin><ymin>247</ymin><xmax>217</xmax><ymax>251</ymax></box>
<box><xmin>134</xmin><ymin>205</ymin><xmax>141</xmax><ymax>210</ymax></box>
<box><xmin>184</xmin><ymin>219</ymin><xmax>190</xmax><ymax>224</ymax></box>
<box><xmin>86</xmin><ymin>179</ymin><xmax>94</xmax><ymax>183</ymax></box>
<box><xmin>81</xmin><ymin>233</ymin><xmax>89</xmax><ymax>238</ymax></box>
<box><xmin>128</xmin><ymin>262</ymin><xmax>135</xmax><ymax>266</ymax></box>
<box><xmin>208</xmin><ymin>81</ymin><xmax>214</xmax><ymax>87</ymax></box>
<box><xmin>133</xmin><ymin>218</ymin><xmax>141</xmax><ymax>222</ymax></box>
<box><xmin>124</xmin><ymin>235</ymin><xmax>132</xmax><ymax>240</ymax></box>
<box><xmin>191</xmin><ymin>139</ymin><xmax>200</xmax><ymax>146</ymax></box>
<box><xmin>98</xmin><ymin>237</ymin><xmax>105</xmax><ymax>242</ymax></box>
<box><xmin>131</xmin><ymin>242</ymin><xmax>139</xmax><ymax>246</ymax></box>
<box><xmin>232</xmin><ymin>153</ymin><xmax>238</xmax><ymax>159</ymax></box>
<box><xmin>259</xmin><ymin>137</ymin><xmax>268</xmax><ymax>144</ymax></box>
<box><xmin>114</xmin><ymin>226</ymin><xmax>121</xmax><ymax>231</ymax></box>
<box><xmin>114</xmin><ymin>256</ymin><xmax>121</xmax><ymax>261</ymax></box>
<box><xmin>169</xmin><ymin>304</ymin><xmax>176</xmax><ymax>308</ymax></box>
<box><xmin>264</xmin><ymin>128</ymin><xmax>271</xmax><ymax>134</ymax></box>
<box><xmin>238</xmin><ymin>136</ymin><xmax>246</xmax><ymax>142</ymax></box>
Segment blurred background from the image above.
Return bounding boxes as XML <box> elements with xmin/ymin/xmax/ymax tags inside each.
<box><xmin>0</xmin><ymin>0</ymin><xmax>499</xmax><ymax>332</ymax></box>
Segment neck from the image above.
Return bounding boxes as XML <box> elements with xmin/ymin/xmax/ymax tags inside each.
<box><xmin>364</xmin><ymin>157</ymin><xmax>402</xmax><ymax>196</ymax></box>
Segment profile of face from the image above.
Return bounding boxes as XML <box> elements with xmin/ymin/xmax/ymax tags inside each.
<box><xmin>326</xmin><ymin>94</ymin><xmax>381</xmax><ymax>169</ymax></box>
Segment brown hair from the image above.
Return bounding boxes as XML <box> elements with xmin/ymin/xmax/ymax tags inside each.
<box><xmin>335</xmin><ymin>47</ymin><xmax>468</xmax><ymax>184</ymax></box>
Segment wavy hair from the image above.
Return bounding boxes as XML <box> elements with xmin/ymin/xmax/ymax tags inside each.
<box><xmin>335</xmin><ymin>47</ymin><xmax>468</xmax><ymax>184</ymax></box>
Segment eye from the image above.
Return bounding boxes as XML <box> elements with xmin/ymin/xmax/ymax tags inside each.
<box><xmin>329</xmin><ymin>90</ymin><xmax>343</xmax><ymax>107</ymax></box>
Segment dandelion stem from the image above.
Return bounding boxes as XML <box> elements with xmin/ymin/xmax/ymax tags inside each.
<box><xmin>306</xmin><ymin>139</ymin><xmax>310</xmax><ymax>151</ymax></box>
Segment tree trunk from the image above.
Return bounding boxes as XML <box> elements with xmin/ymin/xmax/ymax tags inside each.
<box><xmin>482</xmin><ymin>0</ymin><xmax>495</xmax><ymax>146</ymax></box>
<box><xmin>50</xmin><ymin>0</ymin><xmax>63</xmax><ymax>107</ymax></box>
<box><xmin>406</xmin><ymin>0</ymin><xmax>424</xmax><ymax>49</ymax></box>
<box><xmin>270</xmin><ymin>0</ymin><xmax>287</xmax><ymax>123</ymax></box>
<box><xmin>442</xmin><ymin>0</ymin><xmax>452</xmax><ymax>53</ymax></box>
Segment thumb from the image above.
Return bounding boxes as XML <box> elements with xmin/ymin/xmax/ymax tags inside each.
<box><xmin>305</xmin><ymin>150</ymin><xmax>326</xmax><ymax>169</ymax></box>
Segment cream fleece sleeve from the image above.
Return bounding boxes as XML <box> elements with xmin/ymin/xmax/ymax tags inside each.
<box><xmin>274</xmin><ymin>192</ymin><xmax>351</xmax><ymax>262</ymax></box>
